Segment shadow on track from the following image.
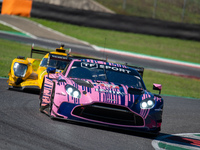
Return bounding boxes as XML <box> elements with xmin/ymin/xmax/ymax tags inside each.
<box><xmin>7</xmin><ymin>88</ymin><xmax>40</xmax><ymax>95</ymax></box>
<box><xmin>48</xmin><ymin>116</ymin><xmax>167</xmax><ymax>140</ymax></box>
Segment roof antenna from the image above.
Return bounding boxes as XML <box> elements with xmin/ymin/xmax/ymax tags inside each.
<box><xmin>30</xmin><ymin>43</ymin><xmax>34</xmax><ymax>58</ymax></box>
<box><xmin>60</xmin><ymin>44</ymin><xmax>64</xmax><ymax>49</ymax></box>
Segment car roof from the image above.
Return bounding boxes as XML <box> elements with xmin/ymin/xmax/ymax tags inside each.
<box><xmin>72</xmin><ymin>58</ymin><xmax>136</xmax><ymax>71</ymax></box>
<box><xmin>42</xmin><ymin>51</ymin><xmax>68</xmax><ymax>59</ymax></box>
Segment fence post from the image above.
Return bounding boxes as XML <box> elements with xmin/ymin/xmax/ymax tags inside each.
<box><xmin>153</xmin><ymin>0</ymin><xmax>157</xmax><ymax>18</ymax></box>
<box><xmin>182</xmin><ymin>0</ymin><xmax>187</xmax><ymax>22</ymax></box>
<box><xmin>123</xmin><ymin>0</ymin><xmax>127</xmax><ymax>10</ymax></box>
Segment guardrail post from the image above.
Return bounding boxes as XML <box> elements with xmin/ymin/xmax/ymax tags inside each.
<box><xmin>152</xmin><ymin>0</ymin><xmax>157</xmax><ymax>19</ymax></box>
<box><xmin>182</xmin><ymin>0</ymin><xmax>187</xmax><ymax>22</ymax></box>
<box><xmin>123</xmin><ymin>0</ymin><xmax>127</xmax><ymax>10</ymax></box>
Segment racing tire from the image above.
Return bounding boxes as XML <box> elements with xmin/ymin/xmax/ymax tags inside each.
<box><xmin>7</xmin><ymin>85</ymin><xmax>12</xmax><ymax>90</ymax></box>
<box><xmin>49</xmin><ymin>83</ymin><xmax>55</xmax><ymax>119</ymax></box>
<box><xmin>39</xmin><ymin>79</ymin><xmax>45</xmax><ymax>112</ymax></box>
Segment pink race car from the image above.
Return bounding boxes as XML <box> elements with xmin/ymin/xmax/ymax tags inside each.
<box><xmin>39</xmin><ymin>58</ymin><xmax>163</xmax><ymax>133</ymax></box>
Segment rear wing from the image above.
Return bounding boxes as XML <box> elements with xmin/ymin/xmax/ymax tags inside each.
<box><xmin>126</xmin><ymin>64</ymin><xmax>144</xmax><ymax>78</ymax></box>
<box><xmin>30</xmin><ymin>44</ymin><xmax>71</xmax><ymax>58</ymax></box>
<box><xmin>30</xmin><ymin>44</ymin><xmax>50</xmax><ymax>58</ymax></box>
<box><xmin>49</xmin><ymin>54</ymin><xmax>70</xmax><ymax>62</ymax></box>
<box><xmin>134</xmin><ymin>67</ymin><xmax>144</xmax><ymax>78</ymax></box>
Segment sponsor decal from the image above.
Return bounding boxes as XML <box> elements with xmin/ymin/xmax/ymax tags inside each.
<box><xmin>50</xmin><ymin>54</ymin><xmax>67</xmax><ymax>60</ymax></box>
<box><xmin>95</xmin><ymin>88</ymin><xmax>126</xmax><ymax>96</ymax></box>
<box><xmin>81</xmin><ymin>62</ymin><xmax>131</xmax><ymax>74</ymax></box>
<box><xmin>154</xmin><ymin>97</ymin><xmax>162</xmax><ymax>102</ymax></box>
<box><xmin>92</xmin><ymin>82</ymin><xmax>119</xmax><ymax>89</ymax></box>
<box><xmin>56</xmin><ymin>92</ymin><xmax>66</xmax><ymax>96</ymax></box>
<box><xmin>107</xmin><ymin>99</ymin><xmax>117</xmax><ymax>102</ymax></box>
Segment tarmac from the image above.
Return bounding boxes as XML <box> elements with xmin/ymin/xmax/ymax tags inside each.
<box><xmin>0</xmin><ymin>14</ymin><xmax>90</xmax><ymax>46</ymax></box>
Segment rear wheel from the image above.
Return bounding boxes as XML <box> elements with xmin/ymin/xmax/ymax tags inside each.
<box><xmin>7</xmin><ymin>85</ymin><xmax>12</xmax><ymax>90</ymax></box>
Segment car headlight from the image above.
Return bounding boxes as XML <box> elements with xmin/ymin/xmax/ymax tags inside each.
<box><xmin>66</xmin><ymin>85</ymin><xmax>81</xmax><ymax>98</ymax></box>
<box><xmin>13</xmin><ymin>62</ymin><xmax>28</xmax><ymax>77</ymax></box>
<box><xmin>140</xmin><ymin>98</ymin><xmax>155</xmax><ymax>109</ymax></box>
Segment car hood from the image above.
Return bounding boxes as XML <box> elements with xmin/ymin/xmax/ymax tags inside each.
<box><xmin>63</xmin><ymin>78</ymin><xmax>150</xmax><ymax>108</ymax></box>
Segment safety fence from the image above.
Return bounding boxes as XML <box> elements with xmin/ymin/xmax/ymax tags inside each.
<box><xmin>95</xmin><ymin>0</ymin><xmax>200</xmax><ymax>24</ymax></box>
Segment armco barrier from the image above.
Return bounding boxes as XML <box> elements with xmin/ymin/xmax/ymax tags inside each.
<box><xmin>31</xmin><ymin>2</ymin><xmax>200</xmax><ymax>41</ymax></box>
<box><xmin>1</xmin><ymin>1</ymin><xmax>200</xmax><ymax>41</ymax></box>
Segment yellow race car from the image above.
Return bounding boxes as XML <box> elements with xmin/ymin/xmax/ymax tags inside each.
<box><xmin>7</xmin><ymin>44</ymin><xmax>71</xmax><ymax>90</ymax></box>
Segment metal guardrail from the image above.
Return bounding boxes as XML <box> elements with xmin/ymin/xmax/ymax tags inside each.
<box><xmin>31</xmin><ymin>1</ymin><xmax>200</xmax><ymax>41</ymax></box>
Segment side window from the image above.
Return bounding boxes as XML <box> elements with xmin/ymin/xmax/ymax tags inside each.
<box><xmin>62</xmin><ymin>63</ymin><xmax>70</xmax><ymax>75</ymax></box>
<box><xmin>40</xmin><ymin>58</ymin><xmax>48</xmax><ymax>67</ymax></box>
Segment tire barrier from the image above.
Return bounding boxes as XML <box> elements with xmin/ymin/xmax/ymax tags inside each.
<box><xmin>1</xmin><ymin>0</ymin><xmax>32</xmax><ymax>17</ymax></box>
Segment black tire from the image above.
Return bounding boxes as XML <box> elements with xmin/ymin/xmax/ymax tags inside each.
<box><xmin>7</xmin><ymin>85</ymin><xmax>12</xmax><ymax>90</ymax></box>
<box><xmin>39</xmin><ymin>79</ymin><xmax>45</xmax><ymax>112</ymax></box>
<box><xmin>49</xmin><ymin>83</ymin><xmax>55</xmax><ymax>118</ymax></box>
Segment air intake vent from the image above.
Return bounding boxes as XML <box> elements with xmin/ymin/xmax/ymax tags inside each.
<box><xmin>72</xmin><ymin>103</ymin><xmax>144</xmax><ymax>126</ymax></box>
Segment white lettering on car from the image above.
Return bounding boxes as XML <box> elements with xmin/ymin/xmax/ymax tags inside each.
<box><xmin>95</xmin><ymin>88</ymin><xmax>126</xmax><ymax>96</ymax></box>
<box><xmin>81</xmin><ymin>62</ymin><xmax>131</xmax><ymax>74</ymax></box>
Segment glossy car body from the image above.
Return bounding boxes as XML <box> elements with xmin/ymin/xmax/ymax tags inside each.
<box><xmin>7</xmin><ymin>45</ymin><xmax>71</xmax><ymax>90</ymax></box>
<box><xmin>40</xmin><ymin>59</ymin><xmax>163</xmax><ymax>133</ymax></box>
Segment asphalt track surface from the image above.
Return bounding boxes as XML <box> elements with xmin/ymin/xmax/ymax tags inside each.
<box><xmin>0</xmin><ymin>78</ymin><xmax>200</xmax><ymax>150</ymax></box>
<box><xmin>1</xmin><ymin>32</ymin><xmax>200</xmax><ymax>79</ymax></box>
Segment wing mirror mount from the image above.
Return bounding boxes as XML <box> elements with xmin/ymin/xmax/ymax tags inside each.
<box><xmin>47</xmin><ymin>67</ymin><xmax>56</xmax><ymax>78</ymax></box>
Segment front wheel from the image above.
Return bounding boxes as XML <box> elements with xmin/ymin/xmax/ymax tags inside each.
<box><xmin>39</xmin><ymin>80</ymin><xmax>45</xmax><ymax>112</ymax></box>
<box><xmin>49</xmin><ymin>84</ymin><xmax>55</xmax><ymax>118</ymax></box>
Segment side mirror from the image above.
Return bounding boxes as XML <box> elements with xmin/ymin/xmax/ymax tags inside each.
<box><xmin>153</xmin><ymin>83</ymin><xmax>162</xmax><ymax>95</ymax></box>
<box><xmin>47</xmin><ymin>67</ymin><xmax>56</xmax><ymax>73</ymax></box>
<box><xmin>47</xmin><ymin>67</ymin><xmax>56</xmax><ymax>78</ymax></box>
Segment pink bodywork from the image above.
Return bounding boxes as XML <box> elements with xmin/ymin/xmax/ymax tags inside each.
<box><xmin>153</xmin><ymin>83</ymin><xmax>162</xmax><ymax>90</ymax></box>
<box><xmin>41</xmin><ymin>59</ymin><xmax>163</xmax><ymax>130</ymax></box>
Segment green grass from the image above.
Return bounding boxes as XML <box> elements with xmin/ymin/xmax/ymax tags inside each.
<box><xmin>0</xmin><ymin>23</ymin><xmax>18</xmax><ymax>32</ymax></box>
<box><xmin>0</xmin><ymin>39</ymin><xmax>31</xmax><ymax>77</ymax></box>
<box><xmin>95</xmin><ymin>0</ymin><xmax>200</xmax><ymax>24</ymax></box>
<box><xmin>0</xmin><ymin>39</ymin><xmax>47</xmax><ymax>77</ymax></box>
<box><xmin>0</xmin><ymin>38</ymin><xmax>199</xmax><ymax>99</ymax></box>
<box><xmin>144</xmin><ymin>69</ymin><xmax>200</xmax><ymax>99</ymax></box>
<box><xmin>29</xmin><ymin>17</ymin><xmax>200</xmax><ymax>64</ymax></box>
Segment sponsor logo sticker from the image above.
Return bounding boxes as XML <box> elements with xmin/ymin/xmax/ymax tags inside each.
<box><xmin>81</xmin><ymin>62</ymin><xmax>131</xmax><ymax>74</ymax></box>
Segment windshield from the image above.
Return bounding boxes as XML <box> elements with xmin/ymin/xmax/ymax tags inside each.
<box><xmin>40</xmin><ymin>58</ymin><xmax>68</xmax><ymax>70</ymax></box>
<box><xmin>67</xmin><ymin>61</ymin><xmax>145</xmax><ymax>89</ymax></box>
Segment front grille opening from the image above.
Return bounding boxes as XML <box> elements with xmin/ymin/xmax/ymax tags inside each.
<box><xmin>72</xmin><ymin>103</ymin><xmax>144</xmax><ymax>126</ymax></box>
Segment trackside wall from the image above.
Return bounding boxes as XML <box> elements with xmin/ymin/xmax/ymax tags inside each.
<box><xmin>1</xmin><ymin>1</ymin><xmax>200</xmax><ymax>41</ymax></box>
<box><xmin>31</xmin><ymin>2</ymin><xmax>200</xmax><ymax>41</ymax></box>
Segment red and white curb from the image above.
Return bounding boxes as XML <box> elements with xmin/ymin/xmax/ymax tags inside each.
<box><xmin>152</xmin><ymin>133</ymin><xmax>200</xmax><ymax>150</ymax></box>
